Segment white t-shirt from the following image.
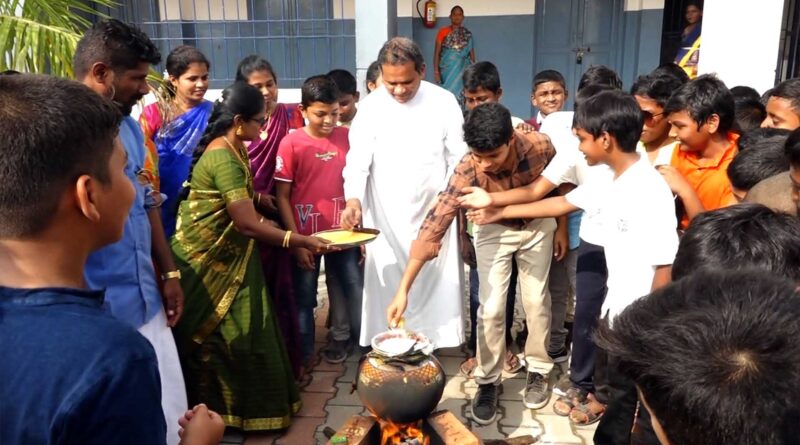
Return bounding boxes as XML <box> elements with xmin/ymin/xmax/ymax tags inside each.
<box><xmin>566</xmin><ymin>156</ymin><xmax>678</xmax><ymax>321</ymax></box>
<box><xmin>540</xmin><ymin>111</ymin><xmax>614</xmax><ymax>245</ymax></box>
<box><xmin>636</xmin><ymin>140</ymin><xmax>677</xmax><ymax>167</ymax></box>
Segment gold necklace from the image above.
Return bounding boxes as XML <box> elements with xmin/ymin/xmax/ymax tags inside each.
<box><xmin>259</xmin><ymin>109</ymin><xmax>274</xmax><ymax>141</ymax></box>
<box><xmin>222</xmin><ymin>135</ymin><xmax>251</xmax><ymax>176</ymax></box>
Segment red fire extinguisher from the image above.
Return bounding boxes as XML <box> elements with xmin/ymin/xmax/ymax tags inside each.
<box><xmin>417</xmin><ymin>0</ymin><xmax>437</xmax><ymax>28</ymax></box>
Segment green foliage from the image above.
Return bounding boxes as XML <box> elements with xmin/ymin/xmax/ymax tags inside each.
<box><xmin>0</xmin><ymin>0</ymin><xmax>117</xmax><ymax>77</ymax></box>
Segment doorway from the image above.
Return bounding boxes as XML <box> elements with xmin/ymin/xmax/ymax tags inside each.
<box><xmin>533</xmin><ymin>0</ymin><xmax>624</xmax><ymax>111</ymax></box>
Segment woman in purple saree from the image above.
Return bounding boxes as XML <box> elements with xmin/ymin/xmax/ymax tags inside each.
<box><xmin>235</xmin><ymin>55</ymin><xmax>306</xmax><ymax>378</ymax></box>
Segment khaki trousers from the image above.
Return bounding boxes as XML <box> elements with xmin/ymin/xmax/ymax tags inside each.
<box><xmin>473</xmin><ymin>218</ymin><xmax>556</xmax><ymax>384</ymax></box>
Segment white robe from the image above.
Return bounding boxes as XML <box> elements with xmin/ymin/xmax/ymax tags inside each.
<box><xmin>344</xmin><ymin>81</ymin><xmax>466</xmax><ymax>348</ymax></box>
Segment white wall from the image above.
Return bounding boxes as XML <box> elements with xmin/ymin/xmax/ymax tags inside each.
<box><xmin>624</xmin><ymin>0</ymin><xmax>664</xmax><ymax>11</ymax></box>
<box><xmin>699</xmin><ymin>0</ymin><xmax>784</xmax><ymax>93</ymax></box>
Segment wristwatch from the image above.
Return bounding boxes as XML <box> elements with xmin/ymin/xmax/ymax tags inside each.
<box><xmin>161</xmin><ymin>270</ymin><xmax>182</xmax><ymax>280</ymax></box>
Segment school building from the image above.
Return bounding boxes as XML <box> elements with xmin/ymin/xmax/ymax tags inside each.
<box><xmin>108</xmin><ymin>0</ymin><xmax>797</xmax><ymax>118</ymax></box>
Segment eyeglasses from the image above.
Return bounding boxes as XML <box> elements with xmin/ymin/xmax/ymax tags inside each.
<box><xmin>248</xmin><ymin>116</ymin><xmax>267</xmax><ymax>126</ymax></box>
<box><xmin>641</xmin><ymin>110</ymin><xmax>664</xmax><ymax>125</ymax></box>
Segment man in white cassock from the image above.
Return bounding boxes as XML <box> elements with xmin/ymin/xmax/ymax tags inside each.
<box><xmin>341</xmin><ymin>37</ymin><xmax>467</xmax><ymax>348</ymax></box>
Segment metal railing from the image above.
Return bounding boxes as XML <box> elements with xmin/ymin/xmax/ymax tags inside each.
<box><xmin>776</xmin><ymin>0</ymin><xmax>800</xmax><ymax>83</ymax></box>
<box><xmin>98</xmin><ymin>0</ymin><xmax>355</xmax><ymax>88</ymax></box>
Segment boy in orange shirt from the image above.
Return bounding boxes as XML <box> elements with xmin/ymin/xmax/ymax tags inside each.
<box><xmin>661</xmin><ymin>74</ymin><xmax>737</xmax><ymax>228</ymax></box>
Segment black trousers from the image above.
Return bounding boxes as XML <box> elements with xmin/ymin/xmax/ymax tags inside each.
<box><xmin>570</xmin><ymin>239</ymin><xmax>607</xmax><ymax>393</ymax></box>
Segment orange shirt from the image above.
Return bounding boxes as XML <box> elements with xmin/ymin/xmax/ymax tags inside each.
<box><xmin>671</xmin><ymin>133</ymin><xmax>739</xmax><ymax>228</ymax></box>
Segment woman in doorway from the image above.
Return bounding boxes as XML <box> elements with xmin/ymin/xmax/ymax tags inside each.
<box><xmin>140</xmin><ymin>45</ymin><xmax>212</xmax><ymax>237</ymax></box>
<box><xmin>171</xmin><ymin>82</ymin><xmax>332</xmax><ymax>432</ymax></box>
<box><xmin>234</xmin><ymin>55</ymin><xmax>307</xmax><ymax>380</ymax></box>
<box><xmin>434</xmin><ymin>5</ymin><xmax>476</xmax><ymax>105</ymax></box>
<box><xmin>674</xmin><ymin>1</ymin><xmax>702</xmax><ymax>79</ymax></box>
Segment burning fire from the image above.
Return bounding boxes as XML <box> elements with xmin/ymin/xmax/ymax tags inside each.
<box><xmin>379</xmin><ymin>419</ymin><xmax>429</xmax><ymax>445</ymax></box>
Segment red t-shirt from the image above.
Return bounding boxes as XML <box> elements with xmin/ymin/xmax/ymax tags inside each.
<box><xmin>274</xmin><ymin>127</ymin><xmax>349</xmax><ymax>235</ymax></box>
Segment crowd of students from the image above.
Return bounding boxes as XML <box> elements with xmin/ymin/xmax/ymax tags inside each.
<box><xmin>3</xmin><ymin>14</ymin><xmax>800</xmax><ymax>445</ymax></box>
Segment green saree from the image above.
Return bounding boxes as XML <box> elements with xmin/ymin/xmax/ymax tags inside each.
<box><xmin>171</xmin><ymin>148</ymin><xmax>300</xmax><ymax>431</ymax></box>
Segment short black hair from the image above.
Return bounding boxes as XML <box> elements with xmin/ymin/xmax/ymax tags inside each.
<box><xmin>463</xmin><ymin>61</ymin><xmax>501</xmax><ymax>94</ymax></box>
<box><xmin>301</xmin><ymin>75</ymin><xmax>340</xmax><ymax>107</ymax></box>
<box><xmin>73</xmin><ymin>19</ymin><xmax>161</xmax><ymax>78</ymax></box>
<box><xmin>463</xmin><ymin>103</ymin><xmax>514</xmax><ymax>153</ymax></box>
<box><xmin>738</xmin><ymin>127</ymin><xmax>791</xmax><ymax>152</ymax></box>
<box><xmin>235</xmin><ymin>54</ymin><xmax>277</xmax><ymax>83</ymax></box>
<box><xmin>327</xmin><ymin>69</ymin><xmax>358</xmax><ymax>96</ymax></box>
<box><xmin>768</xmin><ymin>78</ymin><xmax>800</xmax><ymax>113</ymax></box>
<box><xmin>596</xmin><ymin>268</ymin><xmax>800</xmax><ymax>445</ymax></box>
<box><xmin>450</xmin><ymin>5</ymin><xmax>464</xmax><ymax>14</ymax></box>
<box><xmin>733</xmin><ymin>97</ymin><xmax>767</xmax><ymax>133</ymax></box>
<box><xmin>366</xmin><ymin>61</ymin><xmax>381</xmax><ymax>89</ymax></box>
<box><xmin>664</xmin><ymin>74</ymin><xmax>735</xmax><ymax>133</ymax></box>
<box><xmin>165</xmin><ymin>45</ymin><xmax>210</xmax><ymax>78</ymax></box>
<box><xmin>378</xmin><ymin>37</ymin><xmax>425</xmax><ymax>73</ymax></box>
<box><xmin>727</xmin><ymin>142</ymin><xmax>789</xmax><ymax>191</ymax></box>
<box><xmin>731</xmin><ymin>85</ymin><xmax>762</xmax><ymax>103</ymax></box>
<box><xmin>672</xmin><ymin>203</ymin><xmax>800</xmax><ymax>281</ymax></box>
<box><xmin>532</xmin><ymin>69</ymin><xmax>566</xmax><ymax>92</ymax></box>
<box><xmin>651</xmin><ymin>62</ymin><xmax>690</xmax><ymax>84</ymax></box>
<box><xmin>0</xmin><ymin>74</ymin><xmax>122</xmax><ymax>237</ymax></box>
<box><xmin>577</xmin><ymin>65</ymin><xmax>622</xmax><ymax>92</ymax></box>
<box><xmin>573</xmin><ymin>90</ymin><xmax>643</xmax><ymax>153</ymax></box>
<box><xmin>784</xmin><ymin>128</ymin><xmax>800</xmax><ymax>167</ymax></box>
<box><xmin>630</xmin><ymin>73</ymin><xmax>686</xmax><ymax>107</ymax></box>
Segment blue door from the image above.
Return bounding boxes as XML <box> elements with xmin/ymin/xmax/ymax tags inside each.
<box><xmin>533</xmin><ymin>0</ymin><xmax>623</xmax><ymax>112</ymax></box>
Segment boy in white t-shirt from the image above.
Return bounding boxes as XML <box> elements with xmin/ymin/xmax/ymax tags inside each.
<box><xmin>468</xmin><ymin>90</ymin><xmax>678</xmax><ymax>443</ymax></box>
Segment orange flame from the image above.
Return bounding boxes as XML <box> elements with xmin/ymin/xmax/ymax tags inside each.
<box><xmin>379</xmin><ymin>419</ymin><xmax>429</xmax><ymax>445</ymax></box>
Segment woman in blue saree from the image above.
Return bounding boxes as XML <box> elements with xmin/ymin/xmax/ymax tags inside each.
<box><xmin>140</xmin><ymin>45</ymin><xmax>212</xmax><ymax>237</ymax></box>
<box><xmin>434</xmin><ymin>5</ymin><xmax>476</xmax><ymax>106</ymax></box>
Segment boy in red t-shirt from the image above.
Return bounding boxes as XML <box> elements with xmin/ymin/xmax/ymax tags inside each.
<box><xmin>660</xmin><ymin>74</ymin><xmax>738</xmax><ymax>229</ymax></box>
<box><xmin>275</xmin><ymin>75</ymin><xmax>363</xmax><ymax>366</ymax></box>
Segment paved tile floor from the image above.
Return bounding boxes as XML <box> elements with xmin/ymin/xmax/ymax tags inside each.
<box><xmin>224</xmin><ymin>271</ymin><xmax>597</xmax><ymax>445</ymax></box>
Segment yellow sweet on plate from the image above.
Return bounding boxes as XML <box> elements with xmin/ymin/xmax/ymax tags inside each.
<box><xmin>316</xmin><ymin>230</ymin><xmax>376</xmax><ymax>245</ymax></box>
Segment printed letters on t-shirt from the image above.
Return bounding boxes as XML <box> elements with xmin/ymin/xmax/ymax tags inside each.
<box><xmin>295</xmin><ymin>204</ymin><xmax>321</xmax><ymax>233</ymax></box>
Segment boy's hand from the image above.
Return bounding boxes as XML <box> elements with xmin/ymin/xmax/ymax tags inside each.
<box><xmin>458</xmin><ymin>187</ymin><xmax>492</xmax><ymax>209</ymax></box>
<box><xmin>553</xmin><ymin>222</ymin><xmax>568</xmax><ymax>262</ymax></box>
<box><xmin>293</xmin><ymin>247</ymin><xmax>317</xmax><ymax>270</ymax></box>
<box><xmin>178</xmin><ymin>403</ymin><xmax>224</xmax><ymax>445</ymax></box>
<box><xmin>387</xmin><ymin>290</ymin><xmax>408</xmax><ymax>327</ymax></box>
<box><xmin>515</xmin><ymin>122</ymin><xmax>536</xmax><ymax>134</ymax></box>
<box><xmin>466</xmin><ymin>207</ymin><xmax>502</xmax><ymax>225</ymax></box>
<box><xmin>341</xmin><ymin>199</ymin><xmax>362</xmax><ymax>229</ymax></box>
<box><xmin>656</xmin><ymin>165</ymin><xmax>692</xmax><ymax>196</ymax></box>
<box><xmin>162</xmin><ymin>278</ymin><xmax>185</xmax><ymax>327</ymax></box>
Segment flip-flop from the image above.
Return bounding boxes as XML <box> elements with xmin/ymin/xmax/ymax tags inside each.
<box><xmin>569</xmin><ymin>395</ymin><xmax>605</xmax><ymax>426</ymax></box>
<box><xmin>553</xmin><ymin>387</ymin><xmax>588</xmax><ymax>416</ymax></box>
<box><xmin>503</xmin><ymin>351</ymin><xmax>524</xmax><ymax>374</ymax></box>
<box><xmin>459</xmin><ymin>357</ymin><xmax>477</xmax><ymax>378</ymax></box>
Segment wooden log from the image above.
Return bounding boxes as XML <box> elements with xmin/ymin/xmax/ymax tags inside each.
<box><xmin>483</xmin><ymin>435</ymin><xmax>537</xmax><ymax>445</ymax></box>
<box><xmin>425</xmin><ymin>410</ymin><xmax>480</xmax><ymax>445</ymax></box>
<box><xmin>326</xmin><ymin>415</ymin><xmax>380</xmax><ymax>445</ymax></box>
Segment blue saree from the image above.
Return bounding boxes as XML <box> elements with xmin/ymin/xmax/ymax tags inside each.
<box><xmin>438</xmin><ymin>26</ymin><xmax>474</xmax><ymax>105</ymax></box>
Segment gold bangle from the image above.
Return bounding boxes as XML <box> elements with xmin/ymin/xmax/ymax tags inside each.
<box><xmin>282</xmin><ymin>230</ymin><xmax>292</xmax><ymax>248</ymax></box>
<box><xmin>259</xmin><ymin>216</ymin><xmax>264</xmax><ymax>223</ymax></box>
<box><xmin>161</xmin><ymin>270</ymin><xmax>181</xmax><ymax>280</ymax></box>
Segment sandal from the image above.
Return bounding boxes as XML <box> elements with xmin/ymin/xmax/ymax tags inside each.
<box><xmin>569</xmin><ymin>393</ymin><xmax>605</xmax><ymax>426</ymax></box>
<box><xmin>553</xmin><ymin>387</ymin><xmax>587</xmax><ymax>416</ymax></box>
<box><xmin>459</xmin><ymin>357</ymin><xmax>478</xmax><ymax>378</ymax></box>
<box><xmin>503</xmin><ymin>350</ymin><xmax>524</xmax><ymax>374</ymax></box>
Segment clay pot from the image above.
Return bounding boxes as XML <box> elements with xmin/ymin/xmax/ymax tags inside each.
<box><xmin>356</xmin><ymin>353</ymin><xmax>446</xmax><ymax>424</ymax></box>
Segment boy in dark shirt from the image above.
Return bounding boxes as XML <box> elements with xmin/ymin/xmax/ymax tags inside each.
<box><xmin>0</xmin><ymin>74</ymin><xmax>223</xmax><ymax>445</ymax></box>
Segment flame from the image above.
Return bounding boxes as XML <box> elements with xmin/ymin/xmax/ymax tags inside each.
<box><xmin>379</xmin><ymin>419</ymin><xmax>429</xmax><ymax>445</ymax></box>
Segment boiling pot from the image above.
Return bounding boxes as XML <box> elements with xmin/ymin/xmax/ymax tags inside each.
<box><xmin>355</xmin><ymin>330</ymin><xmax>446</xmax><ymax>424</ymax></box>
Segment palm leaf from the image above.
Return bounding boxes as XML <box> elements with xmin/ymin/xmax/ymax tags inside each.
<box><xmin>0</xmin><ymin>0</ymin><xmax>117</xmax><ymax>77</ymax></box>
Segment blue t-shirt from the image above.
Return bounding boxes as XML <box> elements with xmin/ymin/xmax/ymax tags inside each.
<box><xmin>85</xmin><ymin>116</ymin><xmax>162</xmax><ymax>328</ymax></box>
<box><xmin>0</xmin><ymin>286</ymin><xmax>167</xmax><ymax>445</ymax></box>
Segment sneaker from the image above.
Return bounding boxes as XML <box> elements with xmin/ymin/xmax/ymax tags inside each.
<box><xmin>548</xmin><ymin>346</ymin><xmax>570</xmax><ymax>364</ymax></box>
<box><xmin>552</xmin><ymin>372</ymin><xmax>573</xmax><ymax>397</ymax></box>
<box><xmin>523</xmin><ymin>372</ymin><xmax>550</xmax><ymax>409</ymax></box>
<box><xmin>322</xmin><ymin>339</ymin><xmax>349</xmax><ymax>364</ymax></box>
<box><xmin>471</xmin><ymin>383</ymin><xmax>498</xmax><ymax>425</ymax></box>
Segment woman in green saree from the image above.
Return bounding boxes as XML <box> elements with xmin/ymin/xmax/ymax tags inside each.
<box><xmin>171</xmin><ymin>82</ymin><xmax>332</xmax><ymax>432</ymax></box>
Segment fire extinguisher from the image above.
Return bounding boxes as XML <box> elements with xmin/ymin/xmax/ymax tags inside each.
<box><xmin>416</xmin><ymin>0</ymin><xmax>437</xmax><ymax>28</ymax></box>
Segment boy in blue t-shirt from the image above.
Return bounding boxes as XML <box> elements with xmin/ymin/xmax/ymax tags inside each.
<box><xmin>0</xmin><ymin>74</ymin><xmax>223</xmax><ymax>445</ymax></box>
